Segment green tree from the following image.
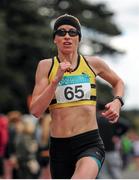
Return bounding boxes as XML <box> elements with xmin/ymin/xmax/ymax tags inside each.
<box><xmin>0</xmin><ymin>0</ymin><xmax>50</xmax><ymax>112</ymax></box>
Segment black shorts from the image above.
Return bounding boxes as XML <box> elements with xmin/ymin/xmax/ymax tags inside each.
<box><xmin>50</xmin><ymin>129</ymin><xmax>105</xmax><ymax>179</ymax></box>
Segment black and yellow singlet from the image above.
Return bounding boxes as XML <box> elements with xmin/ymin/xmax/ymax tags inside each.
<box><xmin>48</xmin><ymin>54</ymin><xmax>97</xmax><ymax>110</ymax></box>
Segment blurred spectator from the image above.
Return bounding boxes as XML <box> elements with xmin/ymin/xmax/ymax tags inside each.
<box><xmin>5</xmin><ymin>111</ymin><xmax>22</xmax><ymax>178</ymax></box>
<box><xmin>6</xmin><ymin>111</ymin><xmax>22</xmax><ymax>159</ymax></box>
<box><xmin>131</xmin><ymin>130</ymin><xmax>139</xmax><ymax>170</ymax></box>
<box><xmin>121</xmin><ymin>128</ymin><xmax>139</xmax><ymax>171</ymax></box>
<box><xmin>0</xmin><ymin>114</ymin><xmax>9</xmax><ymax>178</ymax></box>
<box><xmin>121</xmin><ymin>129</ymin><xmax>133</xmax><ymax>169</ymax></box>
<box><xmin>9</xmin><ymin>120</ymin><xmax>25</xmax><ymax>178</ymax></box>
<box><xmin>97</xmin><ymin>103</ymin><xmax>129</xmax><ymax>179</ymax></box>
<box><xmin>10</xmin><ymin>119</ymin><xmax>40</xmax><ymax>179</ymax></box>
<box><xmin>35</xmin><ymin>113</ymin><xmax>51</xmax><ymax>179</ymax></box>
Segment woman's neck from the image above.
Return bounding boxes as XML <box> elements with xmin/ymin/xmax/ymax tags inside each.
<box><xmin>58</xmin><ymin>51</ymin><xmax>78</xmax><ymax>65</ymax></box>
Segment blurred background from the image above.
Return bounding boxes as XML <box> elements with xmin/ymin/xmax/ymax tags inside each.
<box><xmin>0</xmin><ymin>0</ymin><xmax>139</xmax><ymax>178</ymax></box>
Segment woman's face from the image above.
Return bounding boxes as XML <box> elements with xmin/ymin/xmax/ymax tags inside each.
<box><xmin>54</xmin><ymin>25</ymin><xmax>80</xmax><ymax>55</ymax></box>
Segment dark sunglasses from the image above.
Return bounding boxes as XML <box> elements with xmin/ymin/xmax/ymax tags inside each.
<box><xmin>54</xmin><ymin>29</ymin><xmax>80</xmax><ymax>37</ymax></box>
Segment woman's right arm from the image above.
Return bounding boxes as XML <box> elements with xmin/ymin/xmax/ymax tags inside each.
<box><xmin>29</xmin><ymin>59</ymin><xmax>71</xmax><ymax>118</ymax></box>
<box><xmin>29</xmin><ymin>59</ymin><xmax>57</xmax><ymax>118</ymax></box>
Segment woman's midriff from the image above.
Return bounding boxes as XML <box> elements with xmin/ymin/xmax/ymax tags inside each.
<box><xmin>50</xmin><ymin>105</ymin><xmax>98</xmax><ymax>138</ymax></box>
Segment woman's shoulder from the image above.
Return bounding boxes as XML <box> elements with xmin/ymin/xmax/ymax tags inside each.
<box><xmin>83</xmin><ymin>55</ymin><xmax>106</xmax><ymax>75</ymax></box>
<box><xmin>38</xmin><ymin>58</ymin><xmax>53</xmax><ymax>70</ymax></box>
<box><xmin>84</xmin><ymin>55</ymin><xmax>104</xmax><ymax>65</ymax></box>
<box><xmin>39</xmin><ymin>58</ymin><xmax>53</xmax><ymax>66</ymax></box>
<box><xmin>35</xmin><ymin>58</ymin><xmax>53</xmax><ymax>77</ymax></box>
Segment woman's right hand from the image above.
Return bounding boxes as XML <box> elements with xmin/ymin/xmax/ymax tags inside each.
<box><xmin>53</xmin><ymin>60</ymin><xmax>72</xmax><ymax>84</ymax></box>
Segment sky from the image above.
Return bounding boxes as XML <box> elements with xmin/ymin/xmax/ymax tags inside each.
<box><xmin>86</xmin><ymin>0</ymin><xmax>139</xmax><ymax>110</ymax></box>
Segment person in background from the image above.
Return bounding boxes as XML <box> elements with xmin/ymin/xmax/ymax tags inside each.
<box><xmin>0</xmin><ymin>115</ymin><xmax>9</xmax><ymax>178</ymax></box>
<box><xmin>132</xmin><ymin>132</ymin><xmax>139</xmax><ymax>170</ymax></box>
<box><xmin>35</xmin><ymin>113</ymin><xmax>51</xmax><ymax>178</ymax></box>
<box><xmin>5</xmin><ymin>111</ymin><xmax>22</xmax><ymax>179</ymax></box>
<box><xmin>30</xmin><ymin>14</ymin><xmax>124</xmax><ymax>179</ymax></box>
<box><xmin>11</xmin><ymin>119</ymin><xmax>40</xmax><ymax>179</ymax></box>
<box><xmin>6</xmin><ymin>111</ymin><xmax>22</xmax><ymax>159</ymax></box>
<box><xmin>121</xmin><ymin>129</ymin><xmax>134</xmax><ymax>169</ymax></box>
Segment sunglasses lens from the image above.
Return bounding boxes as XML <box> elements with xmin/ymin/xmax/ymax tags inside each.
<box><xmin>68</xmin><ymin>30</ymin><xmax>78</xmax><ymax>36</ymax></box>
<box><xmin>55</xmin><ymin>29</ymin><xmax>66</xmax><ymax>36</ymax></box>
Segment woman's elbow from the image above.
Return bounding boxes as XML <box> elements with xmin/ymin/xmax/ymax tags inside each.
<box><xmin>120</xmin><ymin>78</ymin><xmax>125</xmax><ymax>88</ymax></box>
<box><xmin>29</xmin><ymin>104</ymin><xmax>41</xmax><ymax>118</ymax></box>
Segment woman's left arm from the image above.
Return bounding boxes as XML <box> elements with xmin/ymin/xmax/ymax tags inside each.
<box><xmin>89</xmin><ymin>56</ymin><xmax>125</xmax><ymax>123</ymax></box>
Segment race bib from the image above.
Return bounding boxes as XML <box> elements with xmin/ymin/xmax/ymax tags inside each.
<box><xmin>55</xmin><ymin>74</ymin><xmax>91</xmax><ymax>103</ymax></box>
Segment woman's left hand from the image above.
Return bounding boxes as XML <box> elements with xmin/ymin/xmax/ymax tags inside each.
<box><xmin>101</xmin><ymin>100</ymin><xmax>121</xmax><ymax>123</ymax></box>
